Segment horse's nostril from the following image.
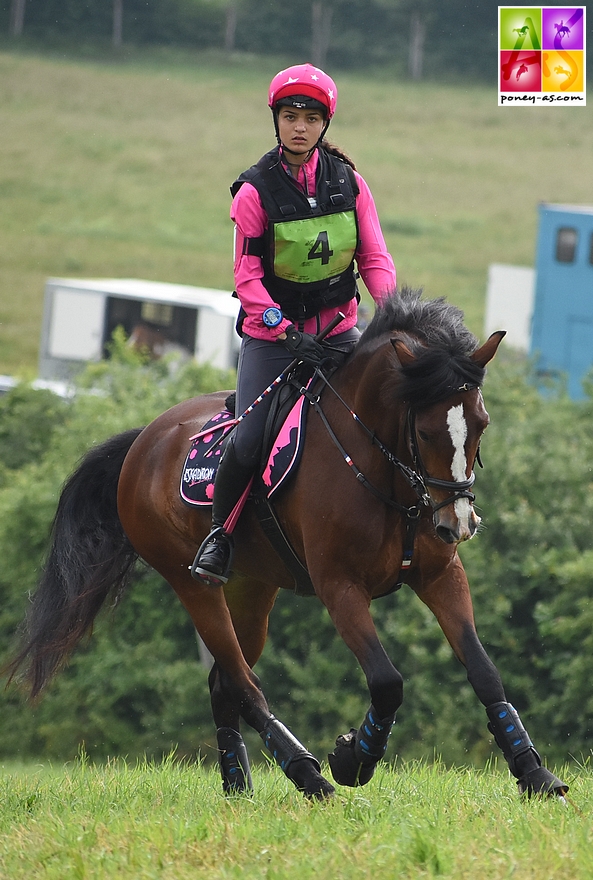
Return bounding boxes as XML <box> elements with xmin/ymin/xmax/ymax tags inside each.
<box><xmin>436</xmin><ymin>524</ymin><xmax>458</xmax><ymax>544</ymax></box>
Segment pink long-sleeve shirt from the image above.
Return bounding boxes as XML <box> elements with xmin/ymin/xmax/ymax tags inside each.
<box><xmin>231</xmin><ymin>148</ymin><xmax>396</xmax><ymax>340</ymax></box>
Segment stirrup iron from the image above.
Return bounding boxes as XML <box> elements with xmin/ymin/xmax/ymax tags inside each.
<box><xmin>190</xmin><ymin>526</ymin><xmax>234</xmax><ymax>586</ymax></box>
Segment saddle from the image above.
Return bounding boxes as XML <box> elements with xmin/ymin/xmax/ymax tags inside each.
<box><xmin>180</xmin><ymin>377</ymin><xmax>312</xmax><ymax>508</ymax></box>
<box><xmin>180</xmin><ymin>376</ymin><xmax>318</xmax><ymax>596</ymax></box>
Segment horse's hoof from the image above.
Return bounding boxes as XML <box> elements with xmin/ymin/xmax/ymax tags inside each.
<box><xmin>305</xmin><ymin>777</ymin><xmax>336</xmax><ymax>801</ymax></box>
<box><xmin>327</xmin><ymin>730</ymin><xmax>375</xmax><ymax>787</ymax></box>
<box><xmin>517</xmin><ymin>766</ymin><xmax>568</xmax><ymax>798</ymax></box>
<box><xmin>288</xmin><ymin>757</ymin><xmax>335</xmax><ymax>799</ymax></box>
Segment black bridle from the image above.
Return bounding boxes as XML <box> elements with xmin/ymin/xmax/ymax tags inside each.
<box><xmin>307</xmin><ymin>370</ymin><xmax>480</xmax><ymax>514</ymax></box>
<box><xmin>406</xmin><ymin>408</ymin><xmax>477</xmax><ymax>514</ymax></box>
<box><xmin>300</xmin><ymin>371</ymin><xmax>482</xmax><ymax>588</ymax></box>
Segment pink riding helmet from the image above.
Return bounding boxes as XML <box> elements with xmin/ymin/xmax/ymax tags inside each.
<box><xmin>268</xmin><ymin>64</ymin><xmax>338</xmax><ymax>119</ymax></box>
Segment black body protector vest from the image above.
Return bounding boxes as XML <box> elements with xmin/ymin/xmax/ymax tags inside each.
<box><xmin>231</xmin><ymin>146</ymin><xmax>360</xmax><ymax>326</ymax></box>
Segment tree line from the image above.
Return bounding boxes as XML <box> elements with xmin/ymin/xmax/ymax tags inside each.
<box><xmin>2</xmin><ymin>0</ymin><xmax>500</xmax><ymax>80</ymax></box>
<box><xmin>0</xmin><ymin>339</ymin><xmax>591</xmax><ymax>770</ymax></box>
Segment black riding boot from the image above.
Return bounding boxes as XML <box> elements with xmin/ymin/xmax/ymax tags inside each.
<box><xmin>191</xmin><ymin>442</ymin><xmax>253</xmax><ymax>586</ymax></box>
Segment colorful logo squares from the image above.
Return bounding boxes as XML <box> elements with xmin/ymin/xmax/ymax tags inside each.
<box><xmin>499</xmin><ymin>7</ymin><xmax>586</xmax><ymax>104</ymax></box>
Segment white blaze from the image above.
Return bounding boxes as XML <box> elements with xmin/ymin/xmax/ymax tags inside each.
<box><xmin>447</xmin><ymin>404</ymin><xmax>472</xmax><ymax>525</ymax></box>
<box><xmin>447</xmin><ymin>404</ymin><xmax>467</xmax><ymax>480</ymax></box>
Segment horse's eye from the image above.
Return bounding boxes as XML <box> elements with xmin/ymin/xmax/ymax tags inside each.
<box><xmin>418</xmin><ymin>430</ymin><xmax>430</xmax><ymax>442</ymax></box>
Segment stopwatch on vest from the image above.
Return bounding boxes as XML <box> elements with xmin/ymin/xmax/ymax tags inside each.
<box><xmin>231</xmin><ymin>146</ymin><xmax>361</xmax><ymax>327</ymax></box>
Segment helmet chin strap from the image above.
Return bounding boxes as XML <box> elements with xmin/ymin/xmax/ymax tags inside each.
<box><xmin>280</xmin><ymin>143</ymin><xmax>317</xmax><ymax>162</ymax></box>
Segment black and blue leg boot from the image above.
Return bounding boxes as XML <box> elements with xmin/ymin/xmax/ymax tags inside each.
<box><xmin>191</xmin><ymin>443</ymin><xmax>253</xmax><ymax>586</ymax></box>
<box><xmin>260</xmin><ymin>716</ymin><xmax>334</xmax><ymax>799</ymax></box>
<box><xmin>217</xmin><ymin>727</ymin><xmax>253</xmax><ymax>794</ymax></box>
<box><xmin>486</xmin><ymin>702</ymin><xmax>567</xmax><ymax>797</ymax></box>
<box><xmin>328</xmin><ymin>705</ymin><xmax>396</xmax><ymax>787</ymax></box>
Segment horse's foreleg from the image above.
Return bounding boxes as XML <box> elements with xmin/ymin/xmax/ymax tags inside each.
<box><xmin>416</xmin><ymin>565</ymin><xmax>568</xmax><ymax>797</ymax></box>
<box><xmin>321</xmin><ymin>585</ymin><xmax>403</xmax><ymax>787</ymax></box>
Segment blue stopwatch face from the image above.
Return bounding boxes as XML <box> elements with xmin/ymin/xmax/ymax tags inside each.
<box><xmin>262</xmin><ymin>307</ymin><xmax>283</xmax><ymax>328</ymax></box>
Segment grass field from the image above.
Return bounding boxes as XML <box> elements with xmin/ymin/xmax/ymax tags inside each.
<box><xmin>1</xmin><ymin>47</ymin><xmax>592</xmax><ymax>376</ymax></box>
<box><xmin>0</xmin><ymin>757</ymin><xmax>590</xmax><ymax>879</ymax></box>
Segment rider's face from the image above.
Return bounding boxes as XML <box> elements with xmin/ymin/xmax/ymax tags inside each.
<box><xmin>277</xmin><ymin>106</ymin><xmax>325</xmax><ymax>163</ymax></box>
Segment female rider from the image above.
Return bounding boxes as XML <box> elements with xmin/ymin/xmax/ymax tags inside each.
<box><xmin>192</xmin><ymin>63</ymin><xmax>397</xmax><ymax>585</ymax></box>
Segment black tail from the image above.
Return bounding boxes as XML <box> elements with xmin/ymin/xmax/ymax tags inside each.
<box><xmin>5</xmin><ymin>427</ymin><xmax>144</xmax><ymax>698</ymax></box>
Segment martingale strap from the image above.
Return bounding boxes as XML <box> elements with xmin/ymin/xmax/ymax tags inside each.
<box><xmin>311</xmin><ymin>399</ymin><xmax>424</xmax><ymax>516</ymax></box>
<box><xmin>311</xmin><ymin>370</ymin><xmax>480</xmax><ymax>512</ymax></box>
<box><xmin>300</xmin><ymin>369</ymin><xmax>483</xmax><ymax>587</ymax></box>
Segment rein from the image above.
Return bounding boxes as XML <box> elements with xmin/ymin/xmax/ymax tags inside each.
<box><xmin>304</xmin><ymin>372</ymin><xmax>430</xmax><ymax>512</ymax></box>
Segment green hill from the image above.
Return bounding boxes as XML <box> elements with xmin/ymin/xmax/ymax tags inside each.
<box><xmin>1</xmin><ymin>48</ymin><xmax>591</xmax><ymax>375</ymax></box>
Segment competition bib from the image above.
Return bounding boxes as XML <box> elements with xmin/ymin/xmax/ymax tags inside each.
<box><xmin>272</xmin><ymin>211</ymin><xmax>357</xmax><ymax>284</ymax></box>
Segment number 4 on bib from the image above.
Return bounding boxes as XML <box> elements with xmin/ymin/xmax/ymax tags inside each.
<box><xmin>308</xmin><ymin>231</ymin><xmax>334</xmax><ymax>265</ymax></box>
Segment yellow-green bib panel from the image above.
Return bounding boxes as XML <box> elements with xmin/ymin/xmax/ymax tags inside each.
<box><xmin>273</xmin><ymin>211</ymin><xmax>357</xmax><ymax>284</ymax></box>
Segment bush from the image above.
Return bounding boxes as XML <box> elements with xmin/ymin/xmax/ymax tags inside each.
<box><xmin>0</xmin><ymin>348</ymin><xmax>234</xmax><ymax>762</ymax></box>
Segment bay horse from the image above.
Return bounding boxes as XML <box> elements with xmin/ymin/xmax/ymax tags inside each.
<box><xmin>7</xmin><ymin>289</ymin><xmax>566</xmax><ymax>799</ymax></box>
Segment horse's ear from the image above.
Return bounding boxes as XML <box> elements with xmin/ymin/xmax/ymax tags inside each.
<box><xmin>391</xmin><ymin>338</ymin><xmax>416</xmax><ymax>366</ymax></box>
<box><xmin>471</xmin><ymin>331</ymin><xmax>506</xmax><ymax>368</ymax></box>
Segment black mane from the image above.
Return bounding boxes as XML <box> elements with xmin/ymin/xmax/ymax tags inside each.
<box><xmin>357</xmin><ymin>287</ymin><xmax>486</xmax><ymax>408</ymax></box>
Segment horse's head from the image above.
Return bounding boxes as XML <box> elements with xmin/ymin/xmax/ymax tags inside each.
<box><xmin>394</xmin><ymin>331</ymin><xmax>505</xmax><ymax>545</ymax></box>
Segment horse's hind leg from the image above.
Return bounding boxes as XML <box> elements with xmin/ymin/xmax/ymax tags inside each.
<box><xmin>207</xmin><ymin>575</ymin><xmax>278</xmax><ymax>794</ymax></box>
<box><xmin>415</xmin><ymin>562</ymin><xmax>568</xmax><ymax>797</ymax></box>
<box><xmin>167</xmin><ymin>570</ymin><xmax>335</xmax><ymax>799</ymax></box>
<box><xmin>208</xmin><ymin>665</ymin><xmax>253</xmax><ymax>794</ymax></box>
<box><xmin>117</xmin><ymin>419</ymin><xmax>333</xmax><ymax>799</ymax></box>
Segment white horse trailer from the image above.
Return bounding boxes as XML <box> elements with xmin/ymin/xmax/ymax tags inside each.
<box><xmin>38</xmin><ymin>278</ymin><xmax>241</xmax><ymax>381</ymax></box>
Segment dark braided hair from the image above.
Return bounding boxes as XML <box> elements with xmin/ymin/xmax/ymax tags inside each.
<box><xmin>320</xmin><ymin>139</ymin><xmax>357</xmax><ymax>170</ymax></box>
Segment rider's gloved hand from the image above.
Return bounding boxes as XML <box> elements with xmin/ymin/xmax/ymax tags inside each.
<box><xmin>283</xmin><ymin>326</ymin><xmax>326</xmax><ymax>366</ymax></box>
